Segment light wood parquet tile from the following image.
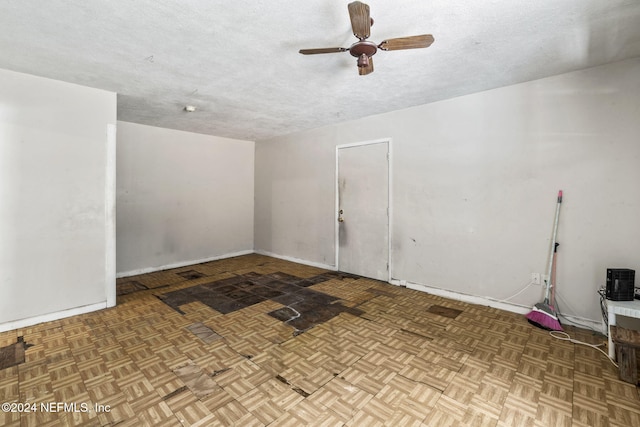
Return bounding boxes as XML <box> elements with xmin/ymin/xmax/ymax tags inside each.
<box><xmin>462</xmin><ymin>407</ymin><xmax>500</xmax><ymax>427</ymax></box>
<box><xmin>3</xmin><ymin>254</ymin><xmax>639</xmax><ymax>426</ymax></box>
<box><xmin>397</xmin><ymin>395</ymin><xmax>435</xmax><ymax>421</ymax></box>
<box><xmin>134</xmin><ymin>401</ymin><xmax>176</xmax><ymax>426</ymax></box>
<box><xmin>209</xmin><ymin>398</ymin><xmax>251</xmax><ymax>425</ymax></box>
<box><xmin>257</xmin><ymin>377</ymin><xmax>303</xmax><ymax>411</ymax></box>
<box><xmin>437</xmin><ymin>393</ymin><xmax>470</xmax><ymax>422</ymax></box>
<box><xmin>538</xmin><ymin>383</ymin><xmax>573</xmax><ymax>416</ymax></box>
<box><xmin>498</xmin><ymin>407</ymin><xmax>537</xmax><ymax>427</ymax></box>
<box><xmin>173</xmin><ymin>400</ymin><xmax>216</xmax><ymax>426</ymax></box>
<box><xmin>0</xmin><ymin>410</ymin><xmax>20</xmax><ymax>427</ymax></box>
<box><xmin>535</xmin><ymin>405</ymin><xmax>572</xmax><ymax>427</ymax></box>
<box><xmin>386</xmin><ymin>411</ymin><xmax>427</xmax><ymax>427</ymax></box>
<box><xmin>607</xmin><ymin>397</ymin><xmax>640</xmax><ymax>427</ymax></box>
<box><xmin>471</xmin><ymin>393</ymin><xmax>504</xmax><ymax>421</ymax></box>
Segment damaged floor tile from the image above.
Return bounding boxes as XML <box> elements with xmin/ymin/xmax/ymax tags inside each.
<box><xmin>0</xmin><ymin>337</ymin><xmax>28</xmax><ymax>370</ymax></box>
<box><xmin>186</xmin><ymin>322</ymin><xmax>222</xmax><ymax>344</ymax></box>
<box><xmin>427</xmin><ymin>304</ymin><xmax>463</xmax><ymax>319</ymax></box>
<box><xmin>173</xmin><ymin>362</ymin><xmax>221</xmax><ymax>399</ymax></box>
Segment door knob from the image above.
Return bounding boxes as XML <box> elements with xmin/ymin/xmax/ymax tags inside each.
<box><xmin>338</xmin><ymin>209</ymin><xmax>344</xmax><ymax>223</ymax></box>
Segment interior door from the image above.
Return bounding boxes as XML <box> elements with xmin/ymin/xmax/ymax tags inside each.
<box><xmin>337</xmin><ymin>141</ymin><xmax>389</xmax><ymax>281</ymax></box>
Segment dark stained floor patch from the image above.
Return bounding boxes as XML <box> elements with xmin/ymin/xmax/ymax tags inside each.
<box><xmin>0</xmin><ymin>337</ymin><xmax>28</xmax><ymax>370</ymax></box>
<box><xmin>366</xmin><ymin>287</ymin><xmax>397</xmax><ymax>298</ymax></box>
<box><xmin>158</xmin><ymin>271</ymin><xmax>365</xmax><ymax>333</ymax></box>
<box><xmin>320</xmin><ymin>271</ymin><xmax>361</xmax><ymax>280</ymax></box>
<box><xmin>116</xmin><ymin>280</ymin><xmax>148</xmax><ymax>296</ymax></box>
<box><xmin>267</xmin><ymin>288</ymin><xmax>364</xmax><ymax>334</ymax></box>
<box><xmin>427</xmin><ymin>304</ymin><xmax>463</xmax><ymax>319</ymax></box>
<box><xmin>177</xmin><ymin>270</ymin><xmax>206</xmax><ymax>280</ymax></box>
<box><xmin>267</xmin><ymin>272</ymin><xmax>300</xmax><ymax>283</ymax></box>
<box><xmin>269</xmin><ymin>306</ymin><xmax>300</xmax><ymax>322</ymax></box>
<box><xmin>280</xmin><ymin>303</ymin><xmax>356</xmax><ymax>334</ymax></box>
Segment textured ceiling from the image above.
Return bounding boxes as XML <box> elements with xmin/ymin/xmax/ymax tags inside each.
<box><xmin>1</xmin><ymin>1</ymin><xmax>640</xmax><ymax>141</ymax></box>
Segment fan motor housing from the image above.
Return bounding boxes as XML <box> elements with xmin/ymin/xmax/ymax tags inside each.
<box><xmin>349</xmin><ymin>40</ymin><xmax>377</xmax><ymax>58</ymax></box>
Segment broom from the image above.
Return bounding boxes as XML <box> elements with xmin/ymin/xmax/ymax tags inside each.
<box><xmin>526</xmin><ymin>190</ymin><xmax>564</xmax><ymax>331</ymax></box>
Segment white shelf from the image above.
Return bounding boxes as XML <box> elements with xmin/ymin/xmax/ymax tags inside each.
<box><xmin>606</xmin><ymin>298</ymin><xmax>640</xmax><ymax>358</ymax></box>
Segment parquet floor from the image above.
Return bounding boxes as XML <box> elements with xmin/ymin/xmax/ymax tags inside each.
<box><xmin>1</xmin><ymin>254</ymin><xmax>639</xmax><ymax>426</ymax></box>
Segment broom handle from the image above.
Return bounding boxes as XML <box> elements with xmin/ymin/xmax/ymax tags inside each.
<box><xmin>544</xmin><ymin>190</ymin><xmax>563</xmax><ymax>302</ymax></box>
<box><xmin>550</xmin><ymin>242</ymin><xmax>559</xmax><ymax>309</ymax></box>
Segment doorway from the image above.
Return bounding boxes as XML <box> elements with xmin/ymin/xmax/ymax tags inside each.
<box><xmin>336</xmin><ymin>140</ymin><xmax>391</xmax><ymax>281</ymax></box>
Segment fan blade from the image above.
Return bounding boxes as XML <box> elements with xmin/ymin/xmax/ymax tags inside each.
<box><xmin>348</xmin><ymin>1</ymin><xmax>371</xmax><ymax>40</ymax></box>
<box><xmin>299</xmin><ymin>47</ymin><xmax>348</xmax><ymax>55</ymax></box>
<box><xmin>378</xmin><ymin>34</ymin><xmax>434</xmax><ymax>51</ymax></box>
<box><xmin>358</xmin><ymin>57</ymin><xmax>374</xmax><ymax>75</ymax></box>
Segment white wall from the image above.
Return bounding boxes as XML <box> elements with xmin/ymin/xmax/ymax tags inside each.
<box><xmin>254</xmin><ymin>58</ymin><xmax>640</xmax><ymax>323</ymax></box>
<box><xmin>0</xmin><ymin>69</ymin><xmax>116</xmax><ymax>331</ymax></box>
<box><xmin>254</xmin><ymin>140</ymin><xmax>338</xmax><ymax>267</ymax></box>
<box><xmin>116</xmin><ymin>122</ymin><xmax>254</xmax><ymax>275</ymax></box>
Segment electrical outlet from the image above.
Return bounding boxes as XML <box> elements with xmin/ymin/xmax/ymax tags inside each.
<box><xmin>531</xmin><ymin>273</ymin><xmax>541</xmax><ymax>285</ymax></box>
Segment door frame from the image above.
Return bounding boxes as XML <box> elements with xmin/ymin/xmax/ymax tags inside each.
<box><xmin>335</xmin><ymin>138</ymin><xmax>393</xmax><ymax>282</ymax></box>
<box><xmin>106</xmin><ymin>123</ymin><xmax>117</xmax><ymax>308</ymax></box>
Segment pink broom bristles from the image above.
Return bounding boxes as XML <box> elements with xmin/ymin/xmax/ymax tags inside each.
<box><xmin>526</xmin><ymin>304</ymin><xmax>563</xmax><ymax>331</ymax></box>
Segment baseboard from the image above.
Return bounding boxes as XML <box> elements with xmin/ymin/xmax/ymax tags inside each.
<box><xmin>0</xmin><ymin>301</ymin><xmax>107</xmax><ymax>333</ymax></box>
<box><xmin>390</xmin><ymin>279</ymin><xmax>603</xmax><ymax>332</ymax></box>
<box><xmin>254</xmin><ymin>250</ymin><xmax>337</xmax><ymax>271</ymax></box>
<box><xmin>391</xmin><ymin>279</ymin><xmax>532</xmax><ymax>315</ymax></box>
<box><xmin>116</xmin><ymin>250</ymin><xmax>254</xmax><ymax>278</ymax></box>
<box><xmin>556</xmin><ymin>314</ymin><xmax>605</xmax><ymax>334</ymax></box>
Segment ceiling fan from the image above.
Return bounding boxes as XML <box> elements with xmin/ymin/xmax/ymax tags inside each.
<box><xmin>299</xmin><ymin>1</ymin><xmax>434</xmax><ymax>75</ymax></box>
